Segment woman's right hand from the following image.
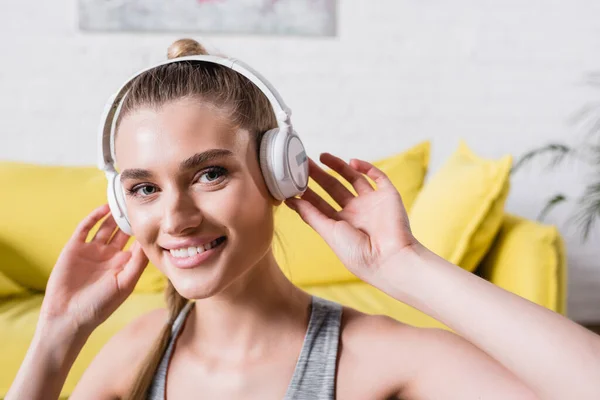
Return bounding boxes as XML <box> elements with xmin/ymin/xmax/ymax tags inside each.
<box><xmin>39</xmin><ymin>204</ymin><xmax>149</xmax><ymax>337</ymax></box>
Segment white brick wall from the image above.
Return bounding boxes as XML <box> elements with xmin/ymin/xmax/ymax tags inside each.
<box><xmin>1</xmin><ymin>0</ymin><xmax>600</xmax><ymax>321</ymax></box>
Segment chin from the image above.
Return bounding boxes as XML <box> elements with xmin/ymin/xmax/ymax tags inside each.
<box><xmin>165</xmin><ymin>265</ymin><xmax>232</xmax><ymax>300</ymax></box>
<box><xmin>172</xmin><ymin>281</ymin><xmax>222</xmax><ymax>300</ymax></box>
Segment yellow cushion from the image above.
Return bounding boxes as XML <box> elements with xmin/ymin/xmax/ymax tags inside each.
<box><xmin>477</xmin><ymin>214</ymin><xmax>567</xmax><ymax>314</ymax></box>
<box><xmin>274</xmin><ymin>141</ymin><xmax>431</xmax><ymax>286</ymax></box>
<box><xmin>0</xmin><ymin>293</ymin><xmax>165</xmax><ymax>398</ymax></box>
<box><xmin>0</xmin><ymin>162</ymin><xmax>165</xmax><ymax>293</ymax></box>
<box><xmin>408</xmin><ymin>142</ymin><xmax>512</xmax><ymax>272</ymax></box>
<box><xmin>0</xmin><ymin>270</ymin><xmax>26</xmax><ymax>297</ymax></box>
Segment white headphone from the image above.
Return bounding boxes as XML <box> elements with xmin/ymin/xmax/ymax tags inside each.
<box><xmin>98</xmin><ymin>55</ymin><xmax>309</xmax><ymax>235</ymax></box>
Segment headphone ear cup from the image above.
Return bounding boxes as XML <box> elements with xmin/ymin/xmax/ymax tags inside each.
<box><xmin>259</xmin><ymin>128</ymin><xmax>286</xmax><ymax>200</ymax></box>
<box><xmin>259</xmin><ymin>127</ymin><xmax>308</xmax><ymax>201</ymax></box>
<box><xmin>107</xmin><ymin>173</ymin><xmax>133</xmax><ymax>235</ymax></box>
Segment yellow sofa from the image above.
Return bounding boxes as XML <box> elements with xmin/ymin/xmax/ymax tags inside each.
<box><xmin>0</xmin><ymin>141</ymin><xmax>566</xmax><ymax>398</ymax></box>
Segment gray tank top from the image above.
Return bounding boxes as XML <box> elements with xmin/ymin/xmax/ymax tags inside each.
<box><xmin>147</xmin><ymin>296</ymin><xmax>342</xmax><ymax>399</ymax></box>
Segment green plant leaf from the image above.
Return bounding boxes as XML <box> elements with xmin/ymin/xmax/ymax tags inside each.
<box><xmin>538</xmin><ymin>194</ymin><xmax>568</xmax><ymax>221</ymax></box>
<box><xmin>512</xmin><ymin>143</ymin><xmax>574</xmax><ymax>174</ymax></box>
<box><xmin>573</xmin><ymin>178</ymin><xmax>600</xmax><ymax>241</ymax></box>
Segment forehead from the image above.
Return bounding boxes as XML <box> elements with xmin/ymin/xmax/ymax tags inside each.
<box><xmin>115</xmin><ymin>98</ymin><xmax>250</xmax><ymax>169</ymax></box>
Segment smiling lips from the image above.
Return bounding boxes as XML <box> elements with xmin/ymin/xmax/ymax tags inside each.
<box><xmin>164</xmin><ymin>236</ymin><xmax>227</xmax><ymax>269</ymax></box>
<box><xmin>169</xmin><ymin>236</ymin><xmax>225</xmax><ymax>258</ymax></box>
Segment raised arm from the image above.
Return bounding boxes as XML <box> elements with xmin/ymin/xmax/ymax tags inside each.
<box><xmin>384</xmin><ymin>243</ymin><xmax>600</xmax><ymax>399</ymax></box>
<box><xmin>286</xmin><ymin>153</ymin><xmax>600</xmax><ymax>400</ymax></box>
<box><xmin>6</xmin><ymin>205</ymin><xmax>148</xmax><ymax>400</ymax></box>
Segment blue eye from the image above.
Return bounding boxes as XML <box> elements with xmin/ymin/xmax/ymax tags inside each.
<box><xmin>199</xmin><ymin>167</ymin><xmax>227</xmax><ymax>184</ymax></box>
<box><xmin>127</xmin><ymin>185</ymin><xmax>158</xmax><ymax>198</ymax></box>
<box><xmin>125</xmin><ymin>166</ymin><xmax>228</xmax><ymax>198</ymax></box>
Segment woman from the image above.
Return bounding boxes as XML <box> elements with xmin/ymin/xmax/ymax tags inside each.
<box><xmin>7</xmin><ymin>39</ymin><xmax>600</xmax><ymax>400</ymax></box>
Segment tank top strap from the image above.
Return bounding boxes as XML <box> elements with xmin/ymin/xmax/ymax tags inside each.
<box><xmin>146</xmin><ymin>301</ymin><xmax>195</xmax><ymax>399</ymax></box>
<box><xmin>170</xmin><ymin>301</ymin><xmax>195</xmax><ymax>335</ymax></box>
<box><xmin>284</xmin><ymin>296</ymin><xmax>343</xmax><ymax>400</ymax></box>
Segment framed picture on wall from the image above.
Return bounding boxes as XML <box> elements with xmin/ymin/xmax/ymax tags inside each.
<box><xmin>78</xmin><ymin>0</ymin><xmax>337</xmax><ymax>36</ymax></box>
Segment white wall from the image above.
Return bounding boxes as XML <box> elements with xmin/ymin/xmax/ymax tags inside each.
<box><xmin>1</xmin><ymin>0</ymin><xmax>599</xmax><ymax>321</ymax></box>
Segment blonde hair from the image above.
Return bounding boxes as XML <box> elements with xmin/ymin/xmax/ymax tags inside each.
<box><xmin>121</xmin><ymin>38</ymin><xmax>278</xmax><ymax>399</ymax></box>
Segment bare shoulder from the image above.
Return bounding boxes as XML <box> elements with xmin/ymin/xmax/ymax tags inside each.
<box><xmin>69</xmin><ymin>308</ymin><xmax>169</xmax><ymax>399</ymax></box>
<box><xmin>340</xmin><ymin>305</ymin><xmax>471</xmax><ymax>361</ymax></box>
<box><xmin>339</xmin><ymin>306</ymin><xmax>421</xmax><ymax>352</ymax></box>
<box><xmin>337</xmin><ymin>307</ymin><xmax>535</xmax><ymax>399</ymax></box>
<box><xmin>336</xmin><ymin>307</ymin><xmax>423</xmax><ymax>398</ymax></box>
<box><xmin>337</xmin><ymin>306</ymin><xmax>484</xmax><ymax>397</ymax></box>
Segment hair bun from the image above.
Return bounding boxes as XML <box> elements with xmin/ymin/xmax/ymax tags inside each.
<box><xmin>167</xmin><ymin>38</ymin><xmax>208</xmax><ymax>59</ymax></box>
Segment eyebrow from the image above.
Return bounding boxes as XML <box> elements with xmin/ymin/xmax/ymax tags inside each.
<box><xmin>120</xmin><ymin>149</ymin><xmax>234</xmax><ymax>183</ymax></box>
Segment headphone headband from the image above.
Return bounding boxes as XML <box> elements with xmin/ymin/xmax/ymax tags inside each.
<box><xmin>98</xmin><ymin>55</ymin><xmax>292</xmax><ymax>172</ymax></box>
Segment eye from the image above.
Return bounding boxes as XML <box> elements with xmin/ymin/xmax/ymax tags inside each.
<box><xmin>126</xmin><ymin>184</ymin><xmax>158</xmax><ymax>198</ymax></box>
<box><xmin>198</xmin><ymin>167</ymin><xmax>228</xmax><ymax>184</ymax></box>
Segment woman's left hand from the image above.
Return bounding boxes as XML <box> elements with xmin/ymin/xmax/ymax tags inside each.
<box><xmin>285</xmin><ymin>153</ymin><xmax>419</xmax><ymax>282</ymax></box>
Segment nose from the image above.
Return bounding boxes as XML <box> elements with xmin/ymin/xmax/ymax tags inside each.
<box><xmin>161</xmin><ymin>189</ymin><xmax>203</xmax><ymax>236</ymax></box>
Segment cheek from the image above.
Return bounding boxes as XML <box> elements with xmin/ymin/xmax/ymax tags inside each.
<box><xmin>126</xmin><ymin>205</ymin><xmax>165</xmax><ymax>266</ymax></box>
<box><xmin>214</xmin><ymin>182</ymin><xmax>274</xmax><ymax>246</ymax></box>
<box><xmin>127</xmin><ymin>204</ymin><xmax>157</xmax><ymax>238</ymax></box>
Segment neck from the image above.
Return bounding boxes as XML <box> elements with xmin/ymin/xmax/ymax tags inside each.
<box><xmin>185</xmin><ymin>250</ymin><xmax>311</xmax><ymax>360</ymax></box>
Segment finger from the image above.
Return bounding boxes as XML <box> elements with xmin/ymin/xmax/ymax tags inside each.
<box><xmin>116</xmin><ymin>241</ymin><xmax>149</xmax><ymax>294</ymax></box>
<box><xmin>108</xmin><ymin>228</ymin><xmax>131</xmax><ymax>250</ymax></box>
<box><xmin>308</xmin><ymin>158</ymin><xmax>355</xmax><ymax>207</ymax></box>
<box><xmin>72</xmin><ymin>204</ymin><xmax>111</xmax><ymax>243</ymax></box>
<box><xmin>92</xmin><ymin>213</ymin><xmax>118</xmax><ymax>244</ymax></box>
<box><xmin>286</xmin><ymin>198</ymin><xmax>366</xmax><ymax>254</ymax></box>
<box><xmin>299</xmin><ymin>187</ymin><xmax>338</xmax><ymax>220</ymax></box>
<box><xmin>349</xmin><ymin>159</ymin><xmax>394</xmax><ymax>191</ymax></box>
<box><xmin>285</xmin><ymin>197</ymin><xmax>336</xmax><ymax>237</ymax></box>
<box><xmin>320</xmin><ymin>153</ymin><xmax>374</xmax><ymax>195</ymax></box>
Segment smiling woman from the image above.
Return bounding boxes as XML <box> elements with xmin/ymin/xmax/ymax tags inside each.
<box><xmin>6</xmin><ymin>38</ymin><xmax>600</xmax><ymax>400</ymax></box>
<box><xmin>98</xmin><ymin>40</ymin><xmax>311</xmax><ymax>398</ymax></box>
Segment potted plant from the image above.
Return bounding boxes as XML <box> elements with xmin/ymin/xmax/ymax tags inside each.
<box><xmin>512</xmin><ymin>73</ymin><xmax>600</xmax><ymax>241</ymax></box>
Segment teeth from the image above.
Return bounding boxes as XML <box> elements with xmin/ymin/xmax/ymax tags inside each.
<box><xmin>170</xmin><ymin>246</ymin><xmax>203</xmax><ymax>258</ymax></box>
<box><xmin>168</xmin><ymin>238</ymin><xmax>223</xmax><ymax>258</ymax></box>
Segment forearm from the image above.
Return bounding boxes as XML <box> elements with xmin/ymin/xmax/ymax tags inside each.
<box><xmin>378</xmin><ymin>244</ymin><xmax>600</xmax><ymax>400</ymax></box>
<box><xmin>6</xmin><ymin>320</ymin><xmax>89</xmax><ymax>400</ymax></box>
